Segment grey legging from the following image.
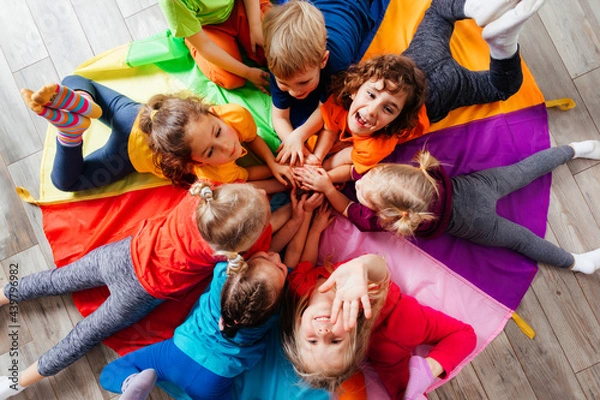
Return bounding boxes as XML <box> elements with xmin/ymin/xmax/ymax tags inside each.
<box><xmin>447</xmin><ymin>145</ymin><xmax>575</xmax><ymax>268</ymax></box>
<box><xmin>3</xmin><ymin>237</ymin><xmax>162</xmax><ymax>376</ymax></box>
<box><xmin>404</xmin><ymin>0</ymin><xmax>523</xmax><ymax>123</ymax></box>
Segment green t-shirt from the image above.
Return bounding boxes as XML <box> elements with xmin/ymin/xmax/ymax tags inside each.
<box><xmin>159</xmin><ymin>0</ymin><xmax>235</xmax><ymax>37</ymax></box>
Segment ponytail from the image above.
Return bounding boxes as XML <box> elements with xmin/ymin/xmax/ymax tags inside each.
<box><xmin>218</xmin><ymin>254</ymin><xmax>282</xmax><ymax>339</ymax></box>
<box><xmin>366</xmin><ymin>150</ymin><xmax>441</xmax><ymax>237</ymax></box>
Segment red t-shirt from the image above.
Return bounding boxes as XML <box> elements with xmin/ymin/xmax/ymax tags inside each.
<box><xmin>288</xmin><ymin>260</ymin><xmax>476</xmax><ymax>399</ymax></box>
<box><xmin>131</xmin><ymin>194</ymin><xmax>272</xmax><ymax>300</ymax></box>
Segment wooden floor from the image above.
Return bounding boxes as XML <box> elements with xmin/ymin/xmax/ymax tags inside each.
<box><xmin>0</xmin><ymin>0</ymin><xmax>599</xmax><ymax>399</ymax></box>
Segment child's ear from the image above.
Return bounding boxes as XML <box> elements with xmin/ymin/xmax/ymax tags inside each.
<box><xmin>320</xmin><ymin>50</ymin><xmax>330</xmax><ymax>69</ymax></box>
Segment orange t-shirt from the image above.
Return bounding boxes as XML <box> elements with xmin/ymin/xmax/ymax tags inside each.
<box><xmin>321</xmin><ymin>96</ymin><xmax>430</xmax><ymax>174</ymax></box>
<box><xmin>130</xmin><ymin>193</ymin><xmax>272</xmax><ymax>300</ymax></box>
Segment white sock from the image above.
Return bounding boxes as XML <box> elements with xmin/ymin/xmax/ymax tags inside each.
<box><xmin>482</xmin><ymin>0</ymin><xmax>547</xmax><ymax>59</ymax></box>
<box><xmin>571</xmin><ymin>249</ymin><xmax>600</xmax><ymax>274</ymax></box>
<box><xmin>464</xmin><ymin>0</ymin><xmax>520</xmax><ymax>26</ymax></box>
<box><xmin>120</xmin><ymin>369</ymin><xmax>157</xmax><ymax>400</ymax></box>
<box><xmin>569</xmin><ymin>140</ymin><xmax>600</xmax><ymax>160</ymax></box>
<box><xmin>0</xmin><ymin>376</ymin><xmax>25</xmax><ymax>400</ymax></box>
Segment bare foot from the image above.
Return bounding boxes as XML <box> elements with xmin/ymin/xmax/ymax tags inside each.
<box><xmin>31</xmin><ymin>83</ymin><xmax>59</xmax><ymax>107</ymax></box>
<box><xmin>20</xmin><ymin>88</ymin><xmax>44</xmax><ymax>114</ymax></box>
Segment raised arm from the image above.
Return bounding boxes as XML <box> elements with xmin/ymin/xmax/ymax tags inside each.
<box><xmin>283</xmin><ymin>192</ymin><xmax>324</xmax><ymax>268</ymax></box>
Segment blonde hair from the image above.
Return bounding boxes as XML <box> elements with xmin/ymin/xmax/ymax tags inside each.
<box><xmin>363</xmin><ymin>150</ymin><xmax>441</xmax><ymax>236</ymax></box>
<box><xmin>263</xmin><ymin>0</ymin><xmax>327</xmax><ymax>79</ymax></box>
<box><xmin>281</xmin><ymin>262</ymin><xmax>390</xmax><ymax>392</ymax></box>
<box><xmin>189</xmin><ymin>181</ymin><xmax>270</xmax><ymax>252</ymax></box>
<box><xmin>139</xmin><ymin>93</ymin><xmax>216</xmax><ymax>188</ymax></box>
<box><xmin>214</xmin><ymin>251</ymin><xmax>284</xmax><ymax>338</ymax></box>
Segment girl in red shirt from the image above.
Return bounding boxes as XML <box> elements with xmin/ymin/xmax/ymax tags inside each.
<box><xmin>280</xmin><ymin>213</ymin><xmax>476</xmax><ymax>399</ymax></box>
<box><xmin>0</xmin><ymin>181</ymin><xmax>271</xmax><ymax>399</ymax></box>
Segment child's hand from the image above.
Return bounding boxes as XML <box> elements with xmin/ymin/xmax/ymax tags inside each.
<box><xmin>294</xmin><ymin>166</ymin><xmax>335</xmax><ymax>194</ymax></box>
<box><xmin>290</xmin><ymin>188</ymin><xmax>307</xmax><ymax>224</ymax></box>
<box><xmin>318</xmin><ymin>258</ymin><xmax>372</xmax><ymax>331</ymax></box>
<box><xmin>248</xmin><ymin>23</ymin><xmax>265</xmax><ymax>55</ymax></box>
<box><xmin>303</xmin><ymin>191</ymin><xmax>324</xmax><ymax>213</ymax></box>
<box><xmin>247</xmin><ymin>67</ymin><xmax>270</xmax><ymax>95</ymax></box>
<box><xmin>270</xmin><ymin>162</ymin><xmax>296</xmax><ymax>188</ymax></box>
<box><xmin>304</xmin><ymin>153</ymin><xmax>322</xmax><ymax>167</ymax></box>
<box><xmin>276</xmin><ymin>132</ymin><xmax>310</xmax><ymax>166</ymax></box>
<box><xmin>311</xmin><ymin>202</ymin><xmax>335</xmax><ymax>234</ymax></box>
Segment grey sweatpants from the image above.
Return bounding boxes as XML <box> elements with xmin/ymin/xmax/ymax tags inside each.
<box><xmin>403</xmin><ymin>0</ymin><xmax>523</xmax><ymax>123</ymax></box>
<box><xmin>447</xmin><ymin>145</ymin><xmax>575</xmax><ymax>268</ymax></box>
<box><xmin>3</xmin><ymin>237</ymin><xmax>162</xmax><ymax>376</ymax></box>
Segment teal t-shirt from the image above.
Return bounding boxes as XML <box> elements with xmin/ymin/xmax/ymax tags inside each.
<box><xmin>158</xmin><ymin>0</ymin><xmax>235</xmax><ymax>37</ymax></box>
<box><xmin>173</xmin><ymin>261</ymin><xmax>278</xmax><ymax>378</ymax></box>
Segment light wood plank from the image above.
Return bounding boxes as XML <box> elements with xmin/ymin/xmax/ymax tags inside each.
<box><xmin>0</xmin><ymin>47</ymin><xmax>43</xmax><ymax>164</ymax></box>
<box><xmin>507</xmin><ymin>265</ymin><xmax>587</xmax><ymax>399</ymax></box>
<box><xmin>26</xmin><ymin>0</ymin><xmax>94</xmax><ymax>78</ymax></box>
<box><xmin>125</xmin><ymin>5</ymin><xmax>169</xmax><ymax>41</ymax></box>
<box><xmin>538</xmin><ymin>0</ymin><xmax>600</xmax><ymax>79</ymax></box>
<box><xmin>7</xmin><ymin>151</ymin><xmax>55</xmax><ymax>267</ymax></box>
<box><xmin>531</xmin><ymin>249</ymin><xmax>600</xmax><ymax>371</ymax></box>
<box><xmin>574</xmin><ymin>67</ymin><xmax>600</xmax><ymax>135</ymax></box>
<box><xmin>429</xmin><ymin>363</ymin><xmax>488</xmax><ymax>399</ymax></box>
<box><xmin>576</xmin><ymin>363</ymin><xmax>600</xmax><ymax>399</ymax></box>
<box><xmin>71</xmin><ymin>0</ymin><xmax>132</xmax><ymax>55</ymax></box>
<box><xmin>13</xmin><ymin>58</ymin><xmax>61</xmax><ymax>144</ymax></box>
<box><xmin>115</xmin><ymin>0</ymin><xmax>158</xmax><ymax>19</ymax></box>
<box><xmin>0</xmin><ymin>153</ymin><xmax>36</xmax><ymax>261</ymax></box>
<box><xmin>470</xmin><ymin>332</ymin><xmax>536</xmax><ymax>399</ymax></box>
<box><xmin>0</xmin><ymin>1</ymin><xmax>47</xmax><ymax>72</ymax></box>
<box><xmin>520</xmin><ymin>15</ymin><xmax>600</xmax><ymax>175</ymax></box>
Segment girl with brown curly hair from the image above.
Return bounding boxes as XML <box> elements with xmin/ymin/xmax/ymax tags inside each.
<box><xmin>302</xmin><ymin>0</ymin><xmax>544</xmax><ymax>183</ymax></box>
<box><xmin>21</xmin><ymin>77</ymin><xmax>293</xmax><ymax>191</ymax></box>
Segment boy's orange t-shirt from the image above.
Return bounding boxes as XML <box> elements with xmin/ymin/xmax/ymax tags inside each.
<box><xmin>127</xmin><ymin>103</ymin><xmax>257</xmax><ymax>183</ymax></box>
<box><xmin>131</xmin><ymin>193</ymin><xmax>272</xmax><ymax>300</ymax></box>
<box><xmin>321</xmin><ymin>96</ymin><xmax>430</xmax><ymax>174</ymax></box>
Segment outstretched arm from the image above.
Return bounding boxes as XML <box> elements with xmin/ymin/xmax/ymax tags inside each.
<box><xmin>283</xmin><ymin>192</ymin><xmax>325</xmax><ymax>268</ymax></box>
<box><xmin>246</xmin><ymin>136</ymin><xmax>295</xmax><ymax>187</ymax></box>
<box><xmin>276</xmin><ymin>107</ymin><xmax>325</xmax><ymax>166</ymax></box>
<box><xmin>300</xmin><ymin>202</ymin><xmax>335</xmax><ymax>266</ymax></box>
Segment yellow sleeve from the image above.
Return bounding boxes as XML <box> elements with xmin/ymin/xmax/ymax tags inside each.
<box><xmin>211</xmin><ymin>103</ymin><xmax>257</xmax><ymax>143</ymax></box>
<box><xmin>127</xmin><ymin>114</ymin><xmax>166</xmax><ymax>179</ymax></box>
<box><xmin>192</xmin><ymin>161</ymin><xmax>249</xmax><ymax>183</ymax></box>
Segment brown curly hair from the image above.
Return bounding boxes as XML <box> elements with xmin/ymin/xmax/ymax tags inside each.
<box><xmin>138</xmin><ymin>93</ymin><xmax>217</xmax><ymax>188</ymax></box>
<box><xmin>329</xmin><ymin>54</ymin><xmax>427</xmax><ymax>140</ymax></box>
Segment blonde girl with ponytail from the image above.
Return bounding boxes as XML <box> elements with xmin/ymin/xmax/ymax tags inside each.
<box><xmin>296</xmin><ymin>141</ymin><xmax>600</xmax><ymax>275</ymax></box>
<box><xmin>0</xmin><ymin>181</ymin><xmax>272</xmax><ymax>399</ymax></box>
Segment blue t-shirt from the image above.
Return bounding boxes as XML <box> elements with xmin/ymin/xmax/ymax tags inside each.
<box><xmin>271</xmin><ymin>0</ymin><xmax>374</xmax><ymax>128</ymax></box>
<box><xmin>173</xmin><ymin>262</ymin><xmax>278</xmax><ymax>378</ymax></box>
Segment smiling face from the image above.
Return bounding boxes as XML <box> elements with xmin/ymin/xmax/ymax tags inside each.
<box><xmin>347</xmin><ymin>79</ymin><xmax>408</xmax><ymax>137</ymax></box>
<box><xmin>297</xmin><ymin>279</ymin><xmax>351</xmax><ymax>371</ymax></box>
<box><xmin>187</xmin><ymin>114</ymin><xmax>243</xmax><ymax>166</ymax></box>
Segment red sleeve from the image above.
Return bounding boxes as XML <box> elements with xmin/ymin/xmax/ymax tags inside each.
<box><xmin>390</xmin><ymin>295</ymin><xmax>476</xmax><ymax>376</ymax></box>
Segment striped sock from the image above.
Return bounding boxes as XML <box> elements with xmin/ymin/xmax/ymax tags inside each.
<box><xmin>38</xmin><ymin>107</ymin><xmax>91</xmax><ymax>147</ymax></box>
<box><xmin>35</xmin><ymin>84</ymin><xmax>102</xmax><ymax>118</ymax></box>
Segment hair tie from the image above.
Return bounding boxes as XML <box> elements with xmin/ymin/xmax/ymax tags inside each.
<box><xmin>402</xmin><ymin>211</ymin><xmax>408</xmax><ymax>218</ymax></box>
<box><xmin>226</xmin><ymin>253</ymin><xmax>248</xmax><ymax>275</ymax></box>
<box><xmin>150</xmin><ymin>109</ymin><xmax>158</xmax><ymax>122</ymax></box>
<box><xmin>200</xmin><ymin>186</ymin><xmax>213</xmax><ymax>202</ymax></box>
